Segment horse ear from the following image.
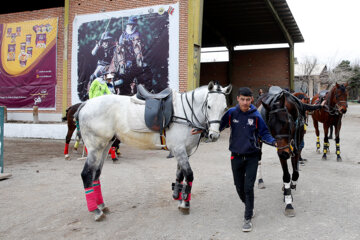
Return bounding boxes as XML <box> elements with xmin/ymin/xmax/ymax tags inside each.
<box><xmin>262</xmin><ymin>100</ymin><xmax>270</xmax><ymax>111</ymax></box>
<box><xmin>224</xmin><ymin>84</ymin><xmax>232</xmax><ymax>95</ymax></box>
<box><xmin>279</xmin><ymin>93</ymin><xmax>285</xmax><ymax>107</ymax></box>
<box><xmin>208</xmin><ymin>81</ymin><xmax>214</xmax><ymax>91</ymax></box>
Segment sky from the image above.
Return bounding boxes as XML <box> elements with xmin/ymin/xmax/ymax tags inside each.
<box><xmin>287</xmin><ymin>0</ymin><xmax>360</xmax><ymax>68</ymax></box>
<box><xmin>201</xmin><ymin>0</ymin><xmax>360</xmax><ymax>69</ymax></box>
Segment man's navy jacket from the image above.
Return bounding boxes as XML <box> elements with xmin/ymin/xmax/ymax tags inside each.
<box><xmin>220</xmin><ymin>104</ymin><xmax>276</xmax><ymax>155</ymax></box>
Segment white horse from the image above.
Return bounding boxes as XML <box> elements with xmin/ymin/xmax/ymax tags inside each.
<box><xmin>75</xmin><ymin>81</ymin><xmax>232</xmax><ymax>221</ymax></box>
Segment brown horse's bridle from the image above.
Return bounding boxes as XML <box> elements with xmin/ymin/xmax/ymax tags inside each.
<box><xmin>325</xmin><ymin>88</ymin><xmax>348</xmax><ymax>115</ymax></box>
<box><xmin>268</xmin><ymin>107</ymin><xmax>296</xmax><ymax>156</ymax></box>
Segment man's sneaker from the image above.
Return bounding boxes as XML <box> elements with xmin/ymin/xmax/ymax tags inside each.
<box><xmin>242</xmin><ymin>219</ymin><xmax>252</xmax><ymax>232</ymax></box>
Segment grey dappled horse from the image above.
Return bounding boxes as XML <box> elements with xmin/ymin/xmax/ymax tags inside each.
<box><xmin>75</xmin><ymin>82</ymin><xmax>232</xmax><ymax>221</ymax></box>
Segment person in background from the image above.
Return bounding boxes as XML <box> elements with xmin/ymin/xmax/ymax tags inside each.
<box><xmin>89</xmin><ymin>72</ymin><xmax>120</xmax><ymax>162</ymax></box>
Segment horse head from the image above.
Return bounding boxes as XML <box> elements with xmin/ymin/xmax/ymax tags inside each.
<box><xmin>329</xmin><ymin>83</ymin><xmax>348</xmax><ymax>114</ymax></box>
<box><xmin>262</xmin><ymin>93</ymin><xmax>294</xmax><ymax>160</ymax></box>
<box><xmin>205</xmin><ymin>81</ymin><xmax>232</xmax><ymax>141</ymax></box>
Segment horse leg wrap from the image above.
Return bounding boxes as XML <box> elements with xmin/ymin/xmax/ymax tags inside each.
<box><xmin>74</xmin><ymin>140</ymin><xmax>80</xmax><ymax>150</ymax></box>
<box><xmin>283</xmin><ymin>182</ymin><xmax>293</xmax><ymax>204</ymax></box>
<box><xmin>323</xmin><ymin>142</ymin><xmax>329</xmax><ymax>154</ymax></box>
<box><xmin>84</xmin><ymin>187</ymin><xmax>98</xmax><ymax>212</ymax></box>
<box><xmin>336</xmin><ymin>143</ymin><xmax>340</xmax><ymax>155</ymax></box>
<box><xmin>110</xmin><ymin>147</ymin><xmax>117</xmax><ymax>160</ymax></box>
<box><xmin>284</xmin><ymin>188</ymin><xmax>293</xmax><ymax>204</ymax></box>
<box><xmin>172</xmin><ymin>182</ymin><xmax>183</xmax><ymax>200</ymax></box>
<box><xmin>182</xmin><ymin>182</ymin><xmax>192</xmax><ymax>202</ymax></box>
<box><xmin>93</xmin><ymin>180</ymin><xmax>104</xmax><ymax>205</ymax></box>
<box><xmin>64</xmin><ymin>143</ymin><xmax>69</xmax><ymax>155</ymax></box>
<box><xmin>316</xmin><ymin>137</ymin><xmax>320</xmax><ymax>149</ymax></box>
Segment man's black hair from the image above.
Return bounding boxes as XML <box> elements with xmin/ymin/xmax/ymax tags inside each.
<box><xmin>238</xmin><ymin>87</ymin><xmax>253</xmax><ymax>97</ymax></box>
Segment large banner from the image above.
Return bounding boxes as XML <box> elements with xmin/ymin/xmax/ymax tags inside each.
<box><xmin>71</xmin><ymin>3</ymin><xmax>179</xmax><ymax>104</ymax></box>
<box><xmin>0</xmin><ymin>18</ymin><xmax>58</xmax><ymax>109</ymax></box>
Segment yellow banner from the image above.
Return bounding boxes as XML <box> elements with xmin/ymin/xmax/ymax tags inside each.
<box><xmin>1</xmin><ymin>18</ymin><xmax>58</xmax><ymax>76</ymax></box>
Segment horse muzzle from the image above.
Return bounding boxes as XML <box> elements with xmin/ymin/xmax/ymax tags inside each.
<box><xmin>207</xmin><ymin>131</ymin><xmax>220</xmax><ymax>142</ymax></box>
<box><xmin>278</xmin><ymin>150</ymin><xmax>290</xmax><ymax>160</ymax></box>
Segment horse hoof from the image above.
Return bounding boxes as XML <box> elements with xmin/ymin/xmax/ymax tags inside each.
<box><xmin>316</xmin><ymin>149</ymin><xmax>320</xmax><ymax>154</ymax></box>
<box><xmin>284</xmin><ymin>204</ymin><xmax>295</xmax><ymax>217</ymax></box>
<box><xmin>98</xmin><ymin>203</ymin><xmax>109</xmax><ymax>213</ymax></box>
<box><xmin>178</xmin><ymin>200</ymin><xmax>190</xmax><ymax>215</ymax></box>
<box><xmin>93</xmin><ymin>209</ymin><xmax>106</xmax><ymax>221</ymax></box>
<box><xmin>322</xmin><ymin>156</ymin><xmax>327</xmax><ymax>161</ymax></box>
<box><xmin>337</xmin><ymin>157</ymin><xmax>342</xmax><ymax>162</ymax></box>
<box><xmin>258</xmin><ymin>179</ymin><xmax>265</xmax><ymax>189</ymax></box>
<box><xmin>65</xmin><ymin>154</ymin><xmax>70</xmax><ymax>160</ymax></box>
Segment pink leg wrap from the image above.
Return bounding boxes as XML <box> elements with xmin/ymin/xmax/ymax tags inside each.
<box><xmin>84</xmin><ymin>187</ymin><xmax>98</xmax><ymax>212</ymax></box>
<box><xmin>64</xmin><ymin>143</ymin><xmax>69</xmax><ymax>155</ymax></box>
<box><xmin>184</xmin><ymin>182</ymin><xmax>192</xmax><ymax>202</ymax></box>
<box><xmin>111</xmin><ymin>147</ymin><xmax>116</xmax><ymax>159</ymax></box>
<box><xmin>85</xmin><ymin>147</ymin><xmax>88</xmax><ymax>154</ymax></box>
<box><xmin>174</xmin><ymin>192</ymin><xmax>182</xmax><ymax>200</ymax></box>
<box><xmin>92</xmin><ymin>180</ymin><xmax>104</xmax><ymax>205</ymax></box>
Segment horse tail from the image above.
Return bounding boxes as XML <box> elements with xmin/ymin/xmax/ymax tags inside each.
<box><xmin>62</xmin><ymin>106</ymin><xmax>71</xmax><ymax>122</ymax></box>
<box><xmin>74</xmin><ymin>102</ymin><xmax>86</xmax><ymax>122</ymax></box>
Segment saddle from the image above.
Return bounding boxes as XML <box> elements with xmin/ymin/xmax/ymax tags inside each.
<box><xmin>263</xmin><ymin>86</ymin><xmax>284</xmax><ymax>106</ymax></box>
<box><xmin>136</xmin><ymin>84</ymin><xmax>173</xmax><ymax>132</ymax></box>
<box><xmin>317</xmin><ymin>90</ymin><xmax>329</xmax><ymax>104</ymax></box>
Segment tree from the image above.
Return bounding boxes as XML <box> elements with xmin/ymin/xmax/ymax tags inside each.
<box><xmin>348</xmin><ymin>63</ymin><xmax>360</xmax><ymax>100</ymax></box>
<box><xmin>326</xmin><ymin>60</ymin><xmax>353</xmax><ymax>90</ymax></box>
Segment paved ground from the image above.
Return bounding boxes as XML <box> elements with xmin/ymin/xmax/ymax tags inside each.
<box><xmin>1</xmin><ymin>104</ymin><xmax>360</xmax><ymax>240</ymax></box>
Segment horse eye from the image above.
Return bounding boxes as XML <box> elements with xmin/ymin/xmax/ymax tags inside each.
<box><xmin>208</xmin><ymin>106</ymin><xmax>211</xmax><ymax>109</ymax></box>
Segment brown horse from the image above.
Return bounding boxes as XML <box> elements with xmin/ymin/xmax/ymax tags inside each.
<box><xmin>62</xmin><ymin>103</ymin><xmax>82</xmax><ymax>160</ymax></box>
<box><xmin>293</xmin><ymin>92</ymin><xmax>310</xmax><ymax>164</ymax></box>
<box><xmin>311</xmin><ymin>83</ymin><xmax>348</xmax><ymax>161</ymax></box>
<box><xmin>62</xmin><ymin>103</ymin><xmax>121</xmax><ymax>161</ymax></box>
<box><xmin>260</xmin><ymin>87</ymin><xmax>323</xmax><ymax>216</ymax></box>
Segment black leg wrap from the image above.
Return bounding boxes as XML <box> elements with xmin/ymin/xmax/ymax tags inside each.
<box><xmin>81</xmin><ymin>162</ymin><xmax>93</xmax><ymax>189</ymax></box>
<box><xmin>181</xmin><ymin>184</ymin><xmax>192</xmax><ymax>201</ymax></box>
<box><xmin>284</xmin><ymin>187</ymin><xmax>291</xmax><ymax>196</ymax></box>
<box><xmin>172</xmin><ymin>182</ymin><xmax>183</xmax><ymax>199</ymax></box>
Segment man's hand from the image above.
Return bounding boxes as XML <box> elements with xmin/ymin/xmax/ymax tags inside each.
<box><xmin>191</xmin><ymin>128</ymin><xmax>203</xmax><ymax>135</ymax></box>
<box><xmin>321</xmin><ymin>100</ymin><xmax>326</xmax><ymax>106</ymax></box>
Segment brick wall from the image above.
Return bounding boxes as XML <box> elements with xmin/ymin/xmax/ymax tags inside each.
<box><xmin>0</xmin><ymin>7</ymin><xmax>64</xmax><ymax>115</ymax></box>
<box><xmin>1</xmin><ymin>0</ymin><xmax>188</xmax><ymax>120</ymax></box>
<box><xmin>231</xmin><ymin>48</ymin><xmax>290</xmax><ymax>92</ymax></box>
<box><xmin>200</xmin><ymin>62</ymin><xmax>228</xmax><ymax>86</ymax></box>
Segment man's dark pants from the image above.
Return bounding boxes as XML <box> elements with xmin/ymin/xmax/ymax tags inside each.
<box><xmin>231</xmin><ymin>152</ymin><xmax>259</xmax><ymax>220</ymax></box>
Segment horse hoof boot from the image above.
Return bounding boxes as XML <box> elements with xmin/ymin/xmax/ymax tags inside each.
<box><xmin>92</xmin><ymin>208</ymin><xmax>105</xmax><ymax>221</ymax></box>
<box><xmin>284</xmin><ymin>204</ymin><xmax>295</xmax><ymax>217</ymax></box>
<box><xmin>178</xmin><ymin>200</ymin><xmax>190</xmax><ymax>215</ymax></box>
<box><xmin>65</xmin><ymin>154</ymin><xmax>70</xmax><ymax>160</ymax></box>
<box><xmin>98</xmin><ymin>203</ymin><xmax>109</xmax><ymax>213</ymax></box>
<box><xmin>258</xmin><ymin>179</ymin><xmax>265</xmax><ymax>189</ymax></box>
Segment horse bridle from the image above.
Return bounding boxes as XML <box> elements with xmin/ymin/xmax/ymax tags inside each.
<box><xmin>172</xmin><ymin>89</ymin><xmax>226</xmax><ymax>136</ymax></box>
<box><xmin>268</xmin><ymin>107</ymin><xmax>295</xmax><ymax>156</ymax></box>
<box><xmin>325</xmin><ymin>88</ymin><xmax>348</xmax><ymax>115</ymax></box>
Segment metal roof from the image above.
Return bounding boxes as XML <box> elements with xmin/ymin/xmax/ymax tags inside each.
<box><xmin>202</xmin><ymin>0</ymin><xmax>304</xmax><ymax>47</ymax></box>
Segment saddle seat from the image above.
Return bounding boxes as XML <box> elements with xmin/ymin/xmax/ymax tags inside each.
<box><xmin>263</xmin><ymin>86</ymin><xmax>284</xmax><ymax>105</ymax></box>
<box><xmin>135</xmin><ymin>84</ymin><xmax>173</xmax><ymax>132</ymax></box>
<box><xmin>316</xmin><ymin>90</ymin><xmax>329</xmax><ymax>104</ymax></box>
<box><xmin>136</xmin><ymin>84</ymin><xmax>172</xmax><ymax>100</ymax></box>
